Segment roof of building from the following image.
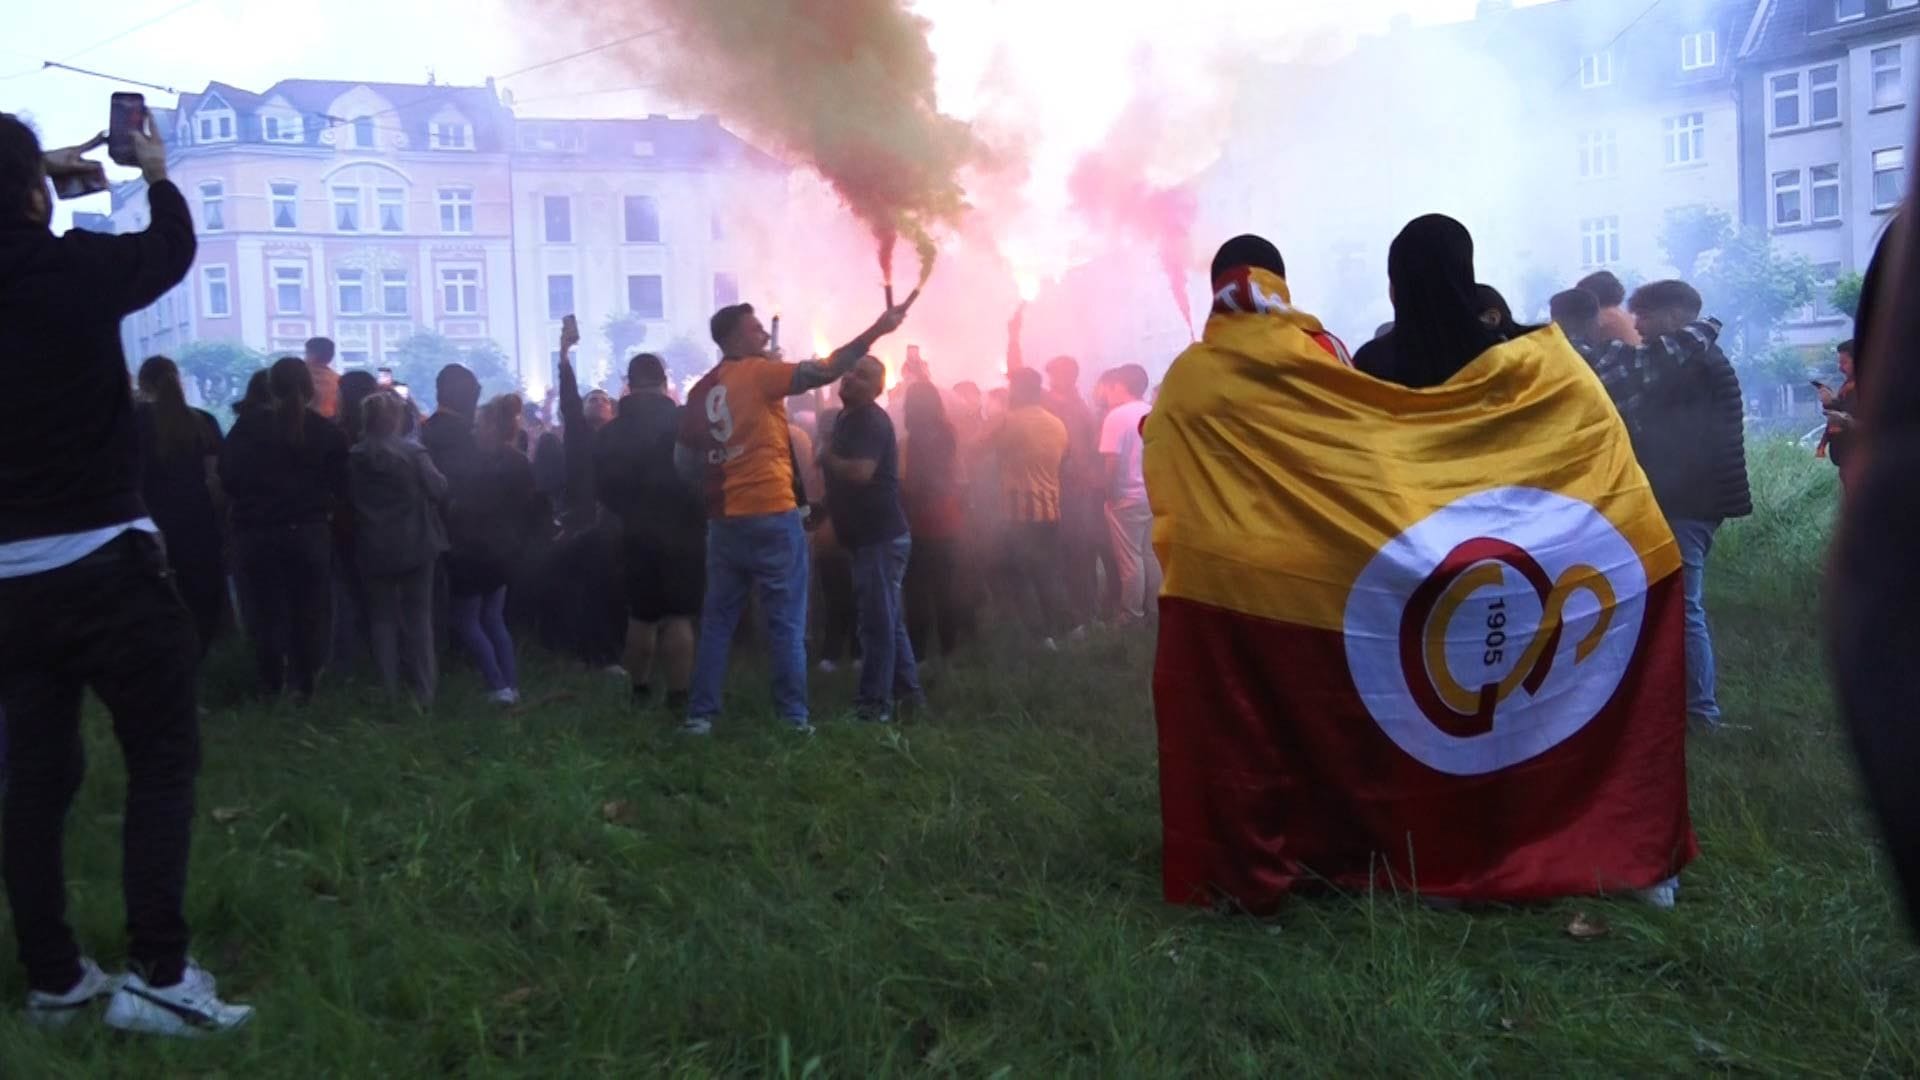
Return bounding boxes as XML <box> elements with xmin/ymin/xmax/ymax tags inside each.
<box><xmin>511</xmin><ymin>114</ymin><xmax>784</xmax><ymax>170</ymax></box>
<box><xmin>1741</xmin><ymin>0</ymin><xmax>1920</xmax><ymax>65</ymax></box>
<box><xmin>176</xmin><ymin>78</ymin><xmax>516</xmax><ymax>152</ymax></box>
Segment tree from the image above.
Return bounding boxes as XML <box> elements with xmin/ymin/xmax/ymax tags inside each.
<box><xmin>1696</xmin><ymin>227</ymin><xmax>1817</xmax><ymax>371</ymax></box>
<box><xmin>387</xmin><ymin>330</ymin><xmax>517</xmax><ymax>409</ymax></box>
<box><xmin>603</xmin><ymin>311</ymin><xmax>650</xmax><ymax>368</ymax></box>
<box><xmin>1828</xmin><ymin>271</ymin><xmax>1865</xmax><ymax>322</ymax></box>
<box><xmin>661</xmin><ymin>335</ymin><xmax>712</xmax><ymax>388</ymax></box>
<box><xmin>172</xmin><ymin>340</ymin><xmax>269</xmax><ymax>414</ymax></box>
<box><xmin>1660</xmin><ymin>205</ymin><xmax>1734</xmax><ymax>279</ymax></box>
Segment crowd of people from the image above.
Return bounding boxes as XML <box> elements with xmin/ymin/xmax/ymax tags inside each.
<box><xmin>2</xmin><ymin>97</ymin><xmax>1913</xmax><ymax>1041</ymax></box>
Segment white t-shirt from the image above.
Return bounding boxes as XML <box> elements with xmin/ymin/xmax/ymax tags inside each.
<box><xmin>1099</xmin><ymin>398</ymin><xmax>1152</xmax><ymax>507</ymax></box>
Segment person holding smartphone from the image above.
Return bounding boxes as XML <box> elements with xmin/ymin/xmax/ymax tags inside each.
<box><xmin>0</xmin><ymin>112</ymin><xmax>252</xmax><ymax>1034</ymax></box>
<box><xmin>1815</xmin><ymin>339</ymin><xmax>1859</xmax><ymax>482</ymax></box>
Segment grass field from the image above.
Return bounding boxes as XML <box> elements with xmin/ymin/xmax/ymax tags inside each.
<box><xmin>2</xmin><ymin>442</ymin><xmax>1915</xmax><ymax>1077</ymax></box>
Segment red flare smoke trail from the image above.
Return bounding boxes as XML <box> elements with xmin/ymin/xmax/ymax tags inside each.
<box><xmin>1068</xmin><ymin>152</ymin><xmax>1199</xmax><ymax>339</ymax></box>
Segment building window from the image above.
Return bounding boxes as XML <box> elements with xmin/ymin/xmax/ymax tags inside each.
<box><xmin>1773</xmin><ymin>169</ymin><xmax>1805</xmax><ymax>227</ymax></box>
<box><xmin>1580</xmin><ymin>216</ymin><xmax>1621</xmax><ymax>267</ymax></box>
<box><xmin>1577</xmin><ymin>129</ymin><xmax>1618</xmax><ymax>178</ymax></box>
<box><xmin>430</xmin><ymin>122</ymin><xmax>471</xmax><ymax>150</ymax></box>
<box><xmin>274</xmin><ymin>265</ymin><xmax>306</xmax><ymax>314</ymax></box>
<box><xmin>381</xmin><ymin>270</ymin><xmax>408</xmax><ymax>315</ymax></box>
<box><xmin>202</xmin><ymin>265</ymin><xmax>230</xmax><ymax>318</ymax></box>
<box><xmin>1663</xmin><ymin>112</ymin><xmax>1706</xmax><ymax>166</ymax></box>
<box><xmin>340</xmin><ymin>348</ymin><xmax>371</xmax><ymax>369</ymax></box>
<box><xmin>353</xmin><ymin>117</ymin><xmax>376</xmax><ymax>149</ymax></box>
<box><xmin>337</xmin><ymin>269</ymin><xmax>367</xmax><ymax>315</ymax></box>
<box><xmin>547</xmin><ymin>274</ymin><xmax>574</xmax><ymax>319</ymax></box>
<box><xmin>441</xmin><ymin>267</ymin><xmax>480</xmax><ymax>315</ymax></box>
<box><xmin>263</xmin><ymin>115</ymin><xmax>302</xmax><ymax>143</ymax></box>
<box><xmin>1873</xmin><ymin>147</ymin><xmax>1907</xmax><ymax>210</ymax></box>
<box><xmin>199</xmin><ymin>181</ymin><xmax>224</xmax><ymax>232</ymax></box>
<box><xmin>333</xmin><ymin>185</ymin><xmax>361</xmax><ymax>232</ymax></box>
<box><xmin>1680</xmin><ymin>31</ymin><xmax>1716</xmax><ymax>71</ymax></box>
<box><xmin>271</xmin><ymin>181</ymin><xmax>298</xmax><ymax>230</ymax></box>
<box><xmin>1580</xmin><ymin>51</ymin><xmax>1613</xmax><ymax>89</ymax></box>
<box><xmin>437</xmin><ymin>188</ymin><xmax>474</xmax><ymax>234</ymax></box>
<box><xmin>543</xmin><ymin>195</ymin><xmax>572</xmax><ymax>243</ymax></box>
<box><xmin>626</xmin><ymin>274</ymin><xmax>665</xmax><ymax>319</ymax></box>
<box><xmin>197</xmin><ymin>110</ymin><xmax>235</xmax><ymax>143</ymax></box>
<box><xmin>1812</xmin><ymin>163</ymin><xmax>1843</xmax><ymax>222</ymax></box>
<box><xmin>1873</xmin><ymin>46</ymin><xmax>1905</xmax><ymax>111</ymax></box>
<box><xmin>1837</xmin><ymin>0</ymin><xmax>1866</xmax><ymax>19</ymax></box>
<box><xmin>714</xmin><ymin>271</ymin><xmax>739</xmax><ymax>308</ymax></box>
<box><xmin>376</xmin><ymin>187</ymin><xmax>405</xmax><ymax>233</ymax></box>
<box><xmin>1771</xmin><ymin>65</ymin><xmax>1843</xmax><ymax>132</ymax></box>
<box><xmin>623</xmin><ymin>195</ymin><xmax>661</xmax><ymax>243</ymax></box>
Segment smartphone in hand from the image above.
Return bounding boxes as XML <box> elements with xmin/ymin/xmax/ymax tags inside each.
<box><xmin>108</xmin><ymin>92</ymin><xmax>147</xmax><ymax>167</ymax></box>
<box><xmin>54</xmin><ymin>172</ymin><xmax>109</xmax><ymax>200</ymax></box>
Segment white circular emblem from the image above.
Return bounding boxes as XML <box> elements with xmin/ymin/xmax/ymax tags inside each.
<box><xmin>1342</xmin><ymin>487</ymin><xmax>1647</xmax><ymax>777</ymax></box>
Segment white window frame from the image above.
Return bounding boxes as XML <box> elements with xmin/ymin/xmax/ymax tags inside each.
<box><xmin>626</xmin><ymin>273</ymin><xmax>665</xmax><ymax>319</ymax></box>
<box><xmin>340</xmin><ymin>348</ymin><xmax>372</xmax><ymax>370</ymax></box>
<box><xmin>380</xmin><ymin>269</ymin><xmax>409</xmax><ymax>315</ymax></box>
<box><xmin>1773</xmin><ymin>169</ymin><xmax>1806</xmax><ymax>227</ymax></box>
<box><xmin>543</xmin><ymin>195</ymin><xmax>573</xmax><ymax>243</ymax></box>
<box><xmin>623</xmin><ymin>194</ymin><xmax>661</xmax><ymax>243</ymax></box>
<box><xmin>1663</xmin><ymin>112</ymin><xmax>1706</xmax><ymax>167</ymax></box>
<box><xmin>1580</xmin><ymin>50</ymin><xmax>1614</xmax><ymax>89</ymax></box>
<box><xmin>1873</xmin><ymin>146</ymin><xmax>1907</xmax><ymax>211</ymax></box>
<box><xmin>1680</xmin><ymin>31</ymin><xmax>1716</xmax><ymax>72</ymax></box>
<box><xmin>441</xmin><ymin>266</ymin><xmax>481</xmax><ymax>315</ymax></box>
<box><xmin>1836</xmin><ymin>0</ymin><xmax>1866</xmax><ymax>21</ymax></box>
<box><xmin>375</xmin><ymin>187</ymin><xmax>406</xmax><ymax>234</ymax></box>
<box><xmin>273</xmin><ymin>264</ymin><xmax>307</xmax><ymax>315</ymax></box>
<box><xmin>196</xmin><ymin>108</ymin><xmax>235</xmax><ymax>144</ymax></box>
<box><xmin>199</xmin><ymin>180</ymin><xmax>225</xmax><ymax>233</ymax></box>
<box><xmin>201</xmin><ymin>264</ymin><xmax>231</xmax><ymax>318</ymax></box>
<box><xmin>430</xmin><ymin>121</ymin><xmax>472</xmax><ymax>150</ymax></box>
<box><xmin>1579</xmin><ymin>216</ymin><xmax>1621</xmax><ymax>268</ymax></box>
<box><xmin>1578</xmin><ymin>130</ymin><xmax>1619</xmax><ymax>179</ymax></box>
<box><xmin>352</xmin><ymin>117</ymin><xmax>376</xmax><ymax>149</ymax></box>
<box><xmin>1872</xmin><ymin>45</ymin><xmax>1905</xmax><ymax>111</ymax></box>
<box><xmin>546</xmin><ymin>273</ymin><xmax>574</xmax><ymax>320</ymax></box>
<box><xmin>336</xmin><ymin>268</ymin><xmax>367</xmax><ymax>316</ymax></box>
<box><xmin>437</xmin><ymin>187</ymin><xmax>475</xmax><ymax>235</ymax></box>
<box><xmin>333</xmin><ymin>185</ymin><xmax>362</xmax><ymax>233</ymax></box>
<box><xmin>270</xmin><ymin>181</ymin><xmax>298</xmax><ymax>230</ymax></box>
<box><xmin>1770</xmin><ymin>64</ymin><xmax>1844</xmax><ymax>133</ymax></box>
<box><xmin>262</xmin><ymin>114</ymin><xmax>304</xmax><ymax>144</ymax></box>
<box><xmin>1811</xmin><ymin>163</ymin><xmax>1843</xmax><ymax>223</ymax></box>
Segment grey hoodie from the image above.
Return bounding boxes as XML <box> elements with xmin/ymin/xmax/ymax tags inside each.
<box><xmin>348</xmin><ymin>435</ymin><xmax>449</xmax><ymax>577</ymax></box>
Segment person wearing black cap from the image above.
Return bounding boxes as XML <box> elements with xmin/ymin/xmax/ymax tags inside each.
<box><xmin>674</xmin><ymin>298</ymin><xmax>914</xmax><ymax>734</ymax></box>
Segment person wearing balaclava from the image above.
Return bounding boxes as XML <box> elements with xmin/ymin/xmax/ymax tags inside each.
<box><xmin>1353</xmin><ymin>215</ymin><xmax>1505</xmax><ymax>390</ymax></box>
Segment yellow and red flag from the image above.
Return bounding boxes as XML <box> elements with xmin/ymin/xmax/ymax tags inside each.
<box><xmin>1145</xmin><ymin>268</ymin><xmax>1695</xmax><ymax>909</ymax></box>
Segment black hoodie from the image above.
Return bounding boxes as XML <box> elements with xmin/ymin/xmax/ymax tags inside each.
<box><xmin>0</xmin><ymin>180</ymin><xmax>197</xmax><ymax>543</ymax></box>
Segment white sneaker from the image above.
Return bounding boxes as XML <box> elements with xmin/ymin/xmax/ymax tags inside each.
<box><xmin>104</xmin><ymin>965</ymin><xmax>253</xmax><ymax>1037</ymax></box>
<box><xmin>602</xmin><ymin>665</ymin><xmax>629</xmax><ymax>680</ymax></box>
<box><xmin>25</xmin><ymin>957</ymin><xmax>120</xmax><ymax>1028</ymax></box>
<box><xmin>1635</xmin><ymin>876</ymin><xmax>1680</xmax><ymax>910</ymax></box>
<box><xmin>817</xmin><ymin>659</ymin><xmax>839</xmax><ymax>674</ymax></box>
<box><xmin>679</xmin><ymin>717</ymin><xmax>714</xmax><ymax>736</ymax></box>
<box><xmin>488</xmin><ymin>688</ymin><xmax>519</xmax><ymax>706</ymax></box>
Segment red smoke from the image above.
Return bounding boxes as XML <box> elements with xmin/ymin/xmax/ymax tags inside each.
<box><xmin>1067</xmin><ymin>155</ymin><xmax>1199</xmax><ymax>338</ymax></box>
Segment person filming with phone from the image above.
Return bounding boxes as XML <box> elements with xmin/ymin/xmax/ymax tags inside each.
<box><xmin>0</xmin><ymin>109</ymin><xmax>253</xmax><ymax>1034</ymax></box>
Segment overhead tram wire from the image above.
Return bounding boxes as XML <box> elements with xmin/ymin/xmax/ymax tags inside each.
<box><xmin>0</xmin><ymin>0</ymin><xmax>210</xmax><ymax>82</ymax></box>
<box><xmin>1555</xmin><ymin>0</ymin><xmax>1668</xmax><ymax>90</ymax></box>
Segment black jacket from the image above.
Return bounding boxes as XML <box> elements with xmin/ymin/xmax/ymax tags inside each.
<box><xmin>219</xmin><ymin>409</ymin><xmax>350</xmax><ymax>530</ymax></box>
<box><xmin>447</xmin><ymin>444</ymin><xmax>543</xmax><ymax>573</ymax></box>
<box><xmin>348</xmin><ymin>435</ymin><xmax>449</xmax><ymax>577</ymax></box>
<box><xmin>0</xmin><ymin>180</ymin><xmax>197</xmax><ymax>542</ymax></box>
<box><xmin>1631</xmin><ymin>344</ymin><xmax>1752</xmax><ymax>523</ymax></box>
<box><xmin>594</xmin><ymin>392</ymin><xmax>702</xmax><ymax>545</ymax></box>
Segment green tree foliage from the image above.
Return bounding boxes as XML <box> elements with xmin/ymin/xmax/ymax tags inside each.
<box><xmin>172</xmin><ymin>340</ymin><xmax>270</xmax><ymax>414</ymax></box>
<box><xmin>1660</xmin><ymin>204</ymin><xmax>1735</xmax><ymax>279</ymax></box>
<box><xmin>603</xmin><ymin>311</ymin><xmax>650</xmax><ymax>369</ymax></box>
<box><xmin>387</xmin><ymin>331</ymin><xmax>518</xmax><ymax>409</ymax></box>
<box><xmin>1696</xmin><ymin>228</ymin><xmax>1817</xmax><ymax>384</ymax></box>
<box><xmin>1828</xmin><ymin>272</ymin><xmax>1865</xmax><ymax>322</ymax></box>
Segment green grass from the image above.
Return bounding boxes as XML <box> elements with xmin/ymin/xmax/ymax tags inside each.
<box><xmin>4</xmin><ymin>442</ymin><xmax>1917</xmax><ymax>1076</ymax></box>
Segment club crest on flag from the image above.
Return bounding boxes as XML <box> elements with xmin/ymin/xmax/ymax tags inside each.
<box><xmin>1343</xmin><ymin>487</ymin><xmax>1649</xmax><ymax>777</ymax></box>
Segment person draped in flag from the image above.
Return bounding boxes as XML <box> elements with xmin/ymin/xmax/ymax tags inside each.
<box><xmin>1145</xmin><ymin>225</ymin><xmax>1698</xmax><ymax>911</ymax></box>
<box><xmin>674</xmin><ymin>299</ymin><xmax>913</xmax><ymax>735</ymax></box>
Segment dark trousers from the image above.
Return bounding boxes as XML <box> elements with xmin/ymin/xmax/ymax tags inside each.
<box><xmin>235</xmin><ymin>523</ymin><xmax>334</xmax><ymax>698</ymax></box>
<box><xmin>851</xmin><ymin>536</ymin><xmax>921</xmax><ymax>712</ymax></box>
<box><xmin>904</xmin><ymin>535</ymin><xmax>962</xmax><ymax>659</ymax></box>
<box><xmin>815</xmin><ymin>548</ymin><xmax>858</xmax><ymax>664</ymax></box>
<box><xmin>365</xmin><ymin>562</ymin><xmax>438</xmax><ymax>706</ymax></box>
<box><xmin>0</xmin><ymin>532</ymin><xmax>200</xmax><ymax>992</ymax></box>
<box><xmin>1008</xmin><ymin>521</ymin><xmax>1072</xmax><ymax>638</ymax></box>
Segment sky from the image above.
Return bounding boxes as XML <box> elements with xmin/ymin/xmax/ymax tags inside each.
<box><xmin>4</xmin><ymin>0</ymin><xmax>1525</xmax><ymax>225</ymax></box>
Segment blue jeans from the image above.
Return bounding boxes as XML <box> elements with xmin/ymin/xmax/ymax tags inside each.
<box><xmin>1670</xmin><ymin>518</ymin><xmax>1720</xmax><ymax>727</ymax></box>
<box><xmin>851</xmin><ymin>535</ymin><xmax>921</xmax><ymax>715</ymax></box>
<box><xmin>451</xmin><ymin>585</ymin><xmax>516</xmax><ymax>693</ymax></box>
<box><xmin>688</xmin><ymin>510</ymin><xmax>810</xmax><ymax>725</ymax></box>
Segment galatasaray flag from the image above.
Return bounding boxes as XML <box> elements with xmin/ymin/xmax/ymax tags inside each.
<box><xmin>1145</xmin><ymin>267</ymin><xmax>1695</xmax><ymax>910</ymax></box>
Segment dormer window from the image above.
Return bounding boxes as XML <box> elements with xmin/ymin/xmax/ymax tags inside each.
<box><xmin>262</xmin><ymin>113</ymin><xmax>304</xmax><ymax>144</ymax></box>
<box><xmin>352</xmin><ymin>117</ymin><xmax>376</xmax><ymax>149</ymax></box>
<box><xmin>196</xmin><ymin>107</ymin><xmax>236</xmax><ymax>144</ymax></box>
<box><xmin>430</xmin><ymin>121</ymin><xmax>472</xmax><ymax>150</ymax></box>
